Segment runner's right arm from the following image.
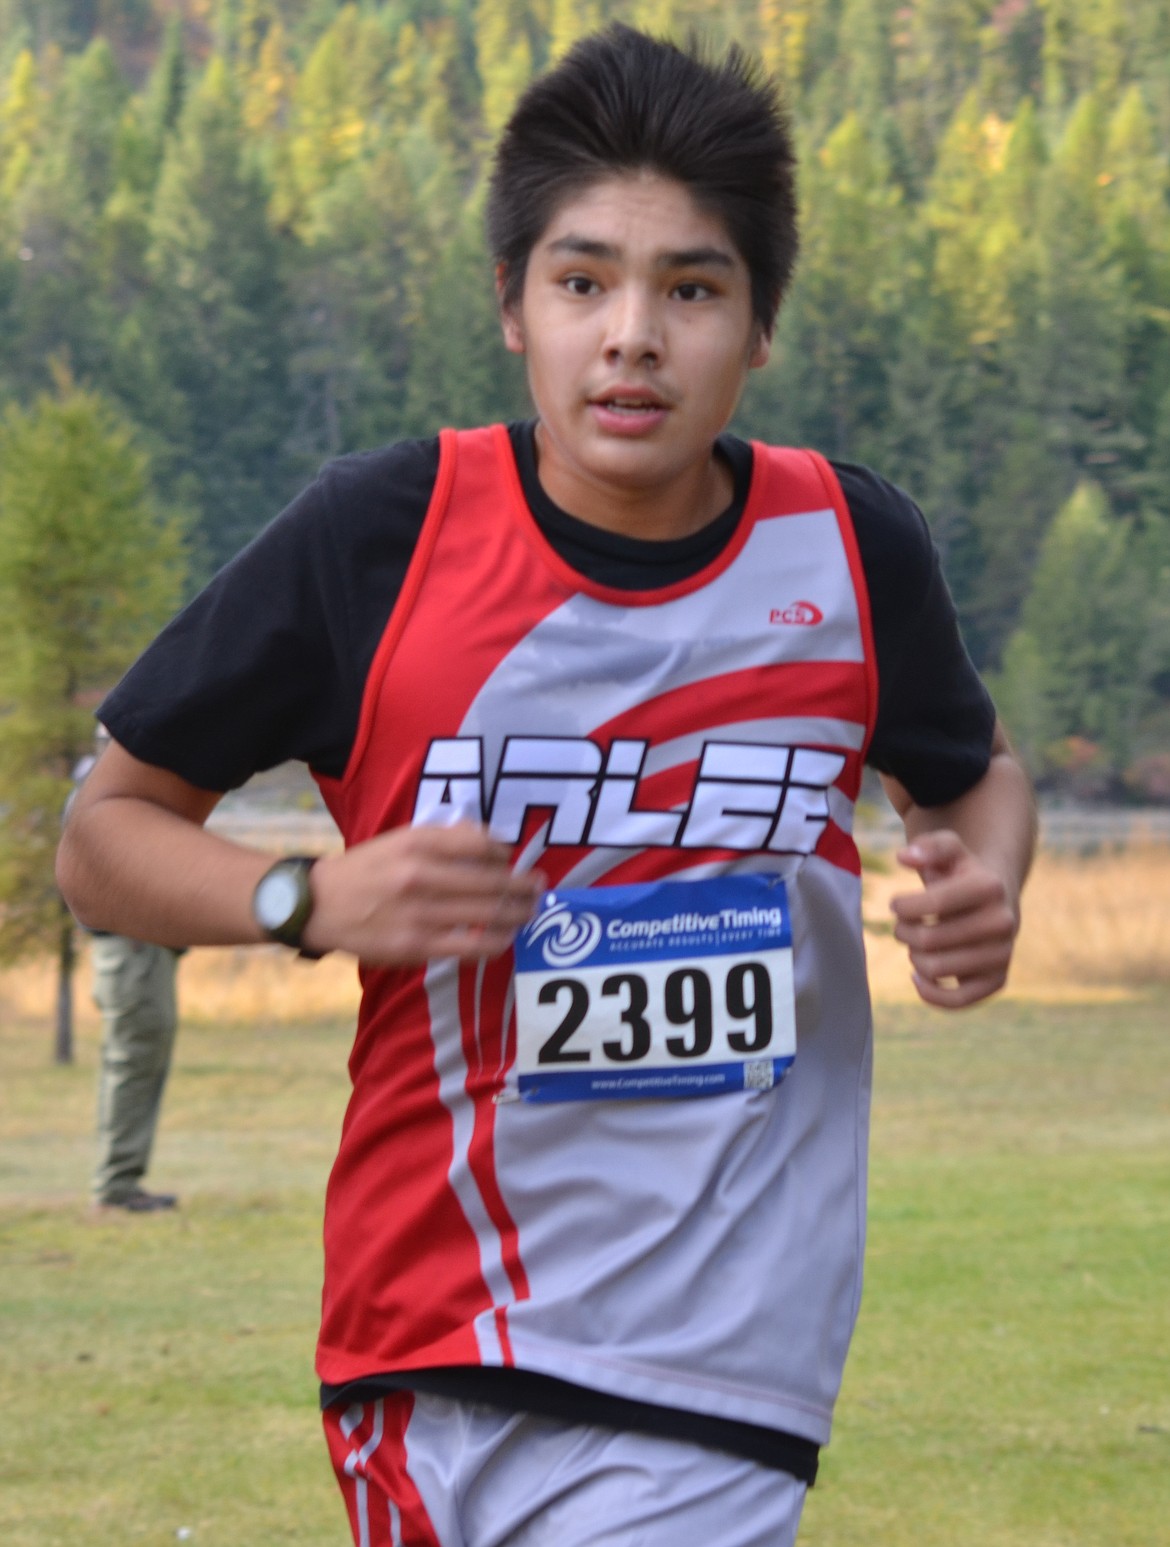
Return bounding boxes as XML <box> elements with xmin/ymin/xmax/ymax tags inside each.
<box><xmin>57</xmin><ymin>740</ymin><xmax>542</xmax><ymax>966</ymax></box>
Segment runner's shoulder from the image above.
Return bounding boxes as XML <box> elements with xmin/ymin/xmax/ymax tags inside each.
<box><xmin>312</xmin><ymin>436</ymin><xmax>442</xmax><ymax>545</ymax></box>
<box><xmin>828</xmin><ymin>458</ymin><xmax>937</xmax><ymax>612</ymax></box>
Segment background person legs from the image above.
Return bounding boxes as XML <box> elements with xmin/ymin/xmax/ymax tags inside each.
<box><xmin>90</xmin><ymin>934</ymin><xmax>180</xmax><ymax>1210</ymax></box>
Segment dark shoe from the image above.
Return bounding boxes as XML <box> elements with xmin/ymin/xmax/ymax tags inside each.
<box><xmin>95</xmin><ymin>1188</ymin><xmax>178</xmax><ymax>1213</ymax></box>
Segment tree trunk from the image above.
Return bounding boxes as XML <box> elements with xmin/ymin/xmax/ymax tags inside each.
<box><xmin>55</xmin><ymin>916</ymin><xmax>75</xmax><ymax>1065</ymax></box>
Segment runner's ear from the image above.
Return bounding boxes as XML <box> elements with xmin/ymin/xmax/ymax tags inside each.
<box><xmin>497</xmin><ymin>264</ymin><xmax>526</xmax><ymax>355</ymax></box>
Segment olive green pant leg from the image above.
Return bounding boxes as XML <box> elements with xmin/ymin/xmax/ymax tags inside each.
<box><xmin>90</xmin><ymin>937</ymin><xmax>179</xmax><ymax>1204</ymax></box>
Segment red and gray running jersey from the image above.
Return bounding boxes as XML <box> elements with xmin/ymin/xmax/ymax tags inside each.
<box><xmin>314</xmin><ymin>424</ymin><xmax>879</xmax><ymax>1447</ymax></box>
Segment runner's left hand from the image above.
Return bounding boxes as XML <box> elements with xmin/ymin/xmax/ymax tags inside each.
<box><xmin>889</xmin><ymin>829</ymin><xmax>1019</xmax><ymax>1009</ymax></box>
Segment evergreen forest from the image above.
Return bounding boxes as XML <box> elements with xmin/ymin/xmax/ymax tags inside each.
<box><xmin>2</xmin><ymin>0</ymin><xmax>1170</xmax><ymax>796</ymax></box>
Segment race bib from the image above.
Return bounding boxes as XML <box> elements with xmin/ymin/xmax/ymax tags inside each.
<box><xmin>513</xmin><ymin>876</ymin><xmax>796</xmax><ymax>1102</ymax></box>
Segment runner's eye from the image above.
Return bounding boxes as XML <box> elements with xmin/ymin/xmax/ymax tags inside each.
<box><xmin>674</xmin><ymin>281</ymin><xmax>713</xmax><ymax>302</ymax></box>
<box><xmin>563</xmin><ymin>275</ymin><xmax>599</xmax><ymax>297</ymax></box>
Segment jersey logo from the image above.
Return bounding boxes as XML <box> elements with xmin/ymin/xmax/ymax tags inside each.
<box><xmin>770</xmin><ymin>601</ymin><xmax>823</xmax><ymax>625</ymax></box>
<box><xmin>411</xmin><ymin>736</ymin><xmax>847</xmax><ymax>855</ymax></box>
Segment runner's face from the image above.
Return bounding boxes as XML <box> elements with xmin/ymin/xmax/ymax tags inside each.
<box><xmin>500</xmin><ymin>173</ymin><xmax>770</xmax><ymax>535</ymax></box>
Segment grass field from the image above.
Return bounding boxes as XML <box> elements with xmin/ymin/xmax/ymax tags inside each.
<box><xmin>2</xmin><ymin>845</ymin><xmax>1168</xmax><ymax>1545</ymax></box>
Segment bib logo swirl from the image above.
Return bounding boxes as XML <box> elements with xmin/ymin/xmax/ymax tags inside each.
<box><xmin>524</xmin><ymin>896</ymin><xmax>603</xmax><ymax>969</ymax></box>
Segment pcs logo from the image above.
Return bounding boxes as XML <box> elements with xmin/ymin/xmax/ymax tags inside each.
<box><xmin>769</xmin><ymin>600</ymin><xmax>823</xmax><ymax>626</ymax></box>
<box><xmin>523</xmin><ymin>896</ymin><xmax>602</xmax><ymax>968</ymax></box>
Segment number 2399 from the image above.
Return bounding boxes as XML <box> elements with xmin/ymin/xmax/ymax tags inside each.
<box><xmin>535</xmin><ymin>963</ymin><xmax>775</xmax><ymax>1066</ymax></box>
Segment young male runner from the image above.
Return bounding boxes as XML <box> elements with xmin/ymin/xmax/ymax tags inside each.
<box><xmin>58</xmin><ymin>26</ymin><xmax>1035</xmax><ymax>1547</ymax></box>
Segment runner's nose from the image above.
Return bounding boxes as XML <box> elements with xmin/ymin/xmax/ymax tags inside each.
<box><xmin>602</xmin><ymin>286</ymin><xmax>663</xmax><ymax>368</ymax></box>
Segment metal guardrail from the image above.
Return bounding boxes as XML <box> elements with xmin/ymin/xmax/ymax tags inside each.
<box><xmin>858</xmin><ymin>805</ymin><xmax>1170</xmax><ymax>851</ymax></box>
<box><xmin>1033</xmin><ymin>807</ymin><xmax>1170</xmax><ymax>849</ymax></box>
<box><xmin>209</xmin><ymin>802</ymin><xmax>1170</xmax><ymax>854</ymax></box>
<box><xmin>207</xmin><ymin>806</ymin><xmax>342</xmax><ymax>853</ymax></box>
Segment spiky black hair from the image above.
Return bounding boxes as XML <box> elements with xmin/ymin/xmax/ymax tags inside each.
<box><xmin>486</xmin><ymin>24</ymin><xmax>799</xmax><ymax>332</ymax></box>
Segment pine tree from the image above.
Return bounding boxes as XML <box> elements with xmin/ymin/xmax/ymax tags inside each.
<box><xmin>0</xmin><ymin>373</ymin><xmax>185</xmax><ymax>1060</ymax></box>
<box><xmin>272</xmin><ymin>6</ymin><xmax>392</xmax><ymax>236</ymax></box>
<box><xmin>143</xmin><ymin>13</ymin><xmax>188</xmax><ymax>152</ymax></box>
<box><xmin>401</xmin><ymin>193</ymin><xmax>528</xmax><ymax>436</ymax></box>
<box><xmin>1081</xmin><ymin>0</ymin><xmax>1128</xmax><ymax>101</ymax></box>
<box><xmin>549</xmin><ymin>0</ymin><xmax>603</xmax><ymax>62</ymax></box>
<box><xmin>0</xmin><ymin>46</ymin><xmax>41</xmax><ymax>207</ymax></box>
<box><xmin>976</xmin><ymin>0</ymin><xmax>1044</xmax><ymax>118</ymax></box>
<box><xmin>951</xmin><ymin>98</ymin><xmax>1054</xmax><ymax>661</ymax></box>
<box><xmin>1</xmin><ymin>40</ymin><xmax>128</xmax><ymax>399</ymax></box>
<box><xmin>757</xmin><ymin>0</ymin><xmax>810</xmax><ymax>101</ymax></box>
<box><xmin>287</xmin><ymin>139</ymin><xmax>432</xmax><ymax>460</ymax></box>
<box><xmin>1099</xmin><ymin>85</ymin><xmax>1170</xmax><ymax>467</ymax></box>
<box><xmin>144</xmin><ymin>56</ymin><xmax>295</xmax><ymax>567</ymax></box>
<box><xmin>898</xmin><ymin>0</ymin><xmax>987</xmax><ymax>157</ymax></box>
<box><xmin>243</xmin><ymin>17</ymin><xmax>294</xmax><ymax>141</ymax></box>
<box><xmin>633</xmin><ymin>0</ymin><xmax>679</xmax><ymax>33</ymax></box>
<box><xmin>749</xmin><ymin>113</ymin><xmax>905</xmax><ymax>458</ymax></box>
<box><xmin>475</xmin><ymin>0</ymin><xmax>535</xmax><ymax>142</ymax></box>
<box><xmin>838</xmin><ymin>0</ymin><xmax>896</xmax><ymax>122</ymax></box>
<box><xmin>43</xmin><ymin>35</ymin><xmax>128</xmax><ymax>211</ymax></box>
<box><xmin>999</xmin><ymin>481</ymin><xmax>1154</xmax><ymax>776</ymax></box>
<box><xmin>1031</xmin><ymin>91</ymin><xmax>1134</xmax><ymax>497</ymax></box>
<box><xmin>991</xmin><ymin>627</ymin><xmax>1054</xmax><ymax>775</ymax></box>
<box><xmin>926</xmin><ymin>92</ymin><xmax>1014</xmax><ymax>346</ymax></box>
<box><xmin>1038</xmin><ymin>0</ymin><xmax>1077</xmax><ymax>115</ymax></box>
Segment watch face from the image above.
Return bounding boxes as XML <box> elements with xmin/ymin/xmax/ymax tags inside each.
<box><xmin>256</xmin><ymin>867</ymin><xmax>302</xmax><ymax>931</ymax></box>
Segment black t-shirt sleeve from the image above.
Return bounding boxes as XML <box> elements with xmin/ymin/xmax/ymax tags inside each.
<box><xmin>100</xmin><ymin>439</ymin><xmax>440</xmax><ymax>788</ymax></box>
<box><xmin>833</xmin><ymin>461</ymin><xmax>996</xmax><ymax>807</ymax></box>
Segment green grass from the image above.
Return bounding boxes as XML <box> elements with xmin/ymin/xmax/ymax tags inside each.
<box><xmin>804</xmin><ymin>996</ymin><xmax>1170</xmax><ymax>1547</ymax></box>
<box><xmin>0</xmin><ymin>1014</ymin><xmax>352</xmax><ymax>1546</ymax></box>
<box><xmin>1</xmin><ymin>996</ymin><xmax>1167</xmax><ymax>1545</ymax></box>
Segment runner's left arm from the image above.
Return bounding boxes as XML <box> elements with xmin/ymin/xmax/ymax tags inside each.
<box><xmin>880</xmin><ymin>720</ymin><xmax>1036</xmax><ymax>1009</ymax></box>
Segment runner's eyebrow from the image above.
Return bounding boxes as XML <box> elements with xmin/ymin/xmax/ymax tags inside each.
<box><xmin>546</xmin><ymin>236</ymin><xmax>736</xmax><ymax>269</ymax></box>
<box><xmin>659</xmin><ymin>247</ymin><xmax>736</xmax><ymax>269</ymax></box>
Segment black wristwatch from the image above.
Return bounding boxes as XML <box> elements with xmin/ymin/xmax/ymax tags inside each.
<box><xmin>252</xmin><ymin>856</ymin><xmax>322</xmax><ymax>958</ymax></box>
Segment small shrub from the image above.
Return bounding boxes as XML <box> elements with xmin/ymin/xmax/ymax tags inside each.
<box><xmin>1123</xmin><ymin>752</ymin><xmax>1170</xmax><ymax>804</ymax></box>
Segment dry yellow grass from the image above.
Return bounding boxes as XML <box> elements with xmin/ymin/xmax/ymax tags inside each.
<box><xmin>0</xmin><ymin>942</ymin><xmax>361</xmax><ymax>1029</ymax></box>
<box><xmin>864</xmin><ymin>840</ymin><xmax>1170</xmax><ymax>1003</ymax></box>
<box><xmin>3</xmin><ymin>841</ymin><xmax>1167</xmax><ymax>1027</ymax></box>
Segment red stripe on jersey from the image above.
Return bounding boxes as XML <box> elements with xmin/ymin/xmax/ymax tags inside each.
<box><xmin>318</xmin><ymin>968</ymin><xmax>489</xmax><ymax>1382</ymax></box>
<box><xmin>325</xmin><ymin>431</ymin><xmax>570</xmax><ymax>839</ymax></box>
<box><xmin>494</xmin><ymin>1305</ymin><xmax>515</xmax><ymax>1365</ymax></box>
<box><xmin>593</xmin><ymin>662</ymin><xmax>867</xmax><ymax>758</ymax></box>
<box><xmin>815</xmin><ymin>820</ymin><xmax>863</xmax><ymax>876</ymax></box>
<box><xmin>342</xmin><ymin>429</ymin><xmax>460</xmax><ymax>790</ymax></box>
<box><xmin>799</xmin><ymin>446</ymin><xmax>880</xmax><ymax>762</ymax></box>
<box><xmin>459</xmin><ymin>957</ymin><xmax>530</xmax><ymax>1320</ymax></box>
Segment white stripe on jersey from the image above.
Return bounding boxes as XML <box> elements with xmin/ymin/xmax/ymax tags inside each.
<box><xmin>422</xmin><ymin>959</ymin><xmax>513</xmax><ymax>1365</ymax></box>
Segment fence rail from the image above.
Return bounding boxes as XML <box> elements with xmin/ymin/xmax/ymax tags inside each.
<box><xmin>208</xmin><ymin>802</ymin><xmax>1170</xmax><ymax>855</ymax></box>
